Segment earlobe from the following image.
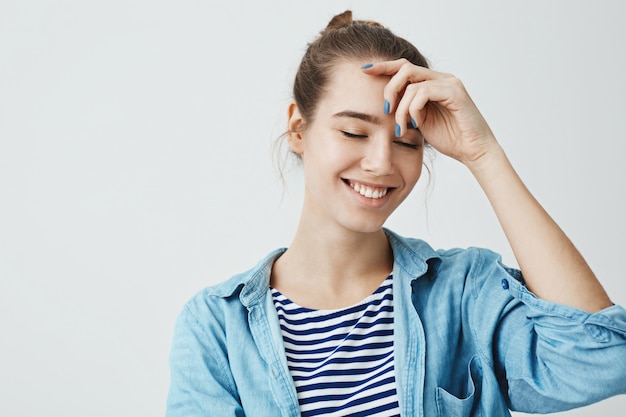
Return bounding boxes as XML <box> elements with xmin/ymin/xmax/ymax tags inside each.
<box><xmin>287</xmin><ymin>101</ymin><xmax>305</xmax><ymax>155</ymax></box>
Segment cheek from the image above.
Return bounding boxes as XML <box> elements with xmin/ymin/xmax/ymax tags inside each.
<box><xmin>398</xmin><ymin>152</ymin><xmax>424</xmax><ymax>183</ymax></box>
<box><xmin>300</xmin><ymin>140</ymin><xmax>341</xmax><ymax>183</ymax></box>
<box><xmin>409</xmin><ymin>165</ymin><xmax>424</xmax><ymax>186</ymax></box>
<box><xmin>303</xmin><ymin>135</ymin><xmax>354</xmax><ymax>168</ymax></box>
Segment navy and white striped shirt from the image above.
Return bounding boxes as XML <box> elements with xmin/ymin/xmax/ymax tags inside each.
<box><xmin>271</xmin><ymin>275</ymin><xmax>400</xmax><ymax>417</ymax></box>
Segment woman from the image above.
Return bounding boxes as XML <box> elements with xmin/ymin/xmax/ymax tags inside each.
<box><xmin>166</xmin><ymin>10</ymin><xmax>626</xmax><ymax>416</ymax></box>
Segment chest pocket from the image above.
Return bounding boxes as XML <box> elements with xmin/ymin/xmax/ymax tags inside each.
<box><xmin>435</xmin><ymin>355</ymin><xmax>483</xmax><ymax>417</ymax></box>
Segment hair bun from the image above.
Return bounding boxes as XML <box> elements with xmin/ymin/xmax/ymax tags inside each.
<box><xmin>325</xmin><ymin>10</ymin><xmax>384</xmax><ymax>32</ymax></box>
<box><xmin>325</xmin><ymin>10</ymin><xmax>353</xmax><ymax>31</ymax></box>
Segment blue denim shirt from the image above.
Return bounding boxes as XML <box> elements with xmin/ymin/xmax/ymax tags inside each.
<box><xmin>166</xmin><ymin>229</ymin><xmax>626</xmax><ymax>416</ymax></box>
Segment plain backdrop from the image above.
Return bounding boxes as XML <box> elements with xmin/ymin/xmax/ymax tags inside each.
<box><xmin>1</xmin><ymin>0</ymin><xmax>625</xmax><ymax>416</ymax></box>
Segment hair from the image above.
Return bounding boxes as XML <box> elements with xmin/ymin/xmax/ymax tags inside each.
<box><xmin>275</xmin><ymin>10</ymin><xmax>435</xmax><ymax>200</ymax></box>
<box><xmin>293</xmin><ymin>10</ymin><xmax>430</xmax><ymax>124</ymax></box>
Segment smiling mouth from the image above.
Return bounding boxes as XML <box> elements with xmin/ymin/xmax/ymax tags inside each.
<box><xmin>344</xmin><ymin>180</ymin><xmax>391</xmax><ymax>199</ymax></box>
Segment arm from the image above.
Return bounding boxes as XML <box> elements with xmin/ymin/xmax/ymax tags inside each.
<box><xmin>466</xmin><ymin>143</ymin><xmax>611</xmax><ymax>312</ymax></box>
<box><xmin>469</xmin><ymin>249</ymin><xmax>626</xmax><ymax>412</ymax></box>
<box><xmin>362</xmin><ymin>60</ymin><xmax>612</xmax><ymax>312</ymax></box>
<box><xmin>166</xmin><ymin>303</ymin><xmax>244</xmax><ymax>417</ymax></box>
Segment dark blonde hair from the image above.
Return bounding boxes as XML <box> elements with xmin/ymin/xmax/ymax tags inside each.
<box><xmin>293</xmin><ymin>10</ymin><xmax>430</xmax><ymax>124</ymax></box>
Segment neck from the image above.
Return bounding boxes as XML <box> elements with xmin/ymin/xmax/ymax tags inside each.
<box><xmin>271</xmin><ymin>207</ymin><xmax>393</xmax><ymax>309</ymax></box>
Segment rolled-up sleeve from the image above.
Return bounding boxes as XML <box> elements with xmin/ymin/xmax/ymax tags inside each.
<box><xmin>478</xmin><ymin>255</ymin><xmax>626</xmax><ymax>413</ymax></box>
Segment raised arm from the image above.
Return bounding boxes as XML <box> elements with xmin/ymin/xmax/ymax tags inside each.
<box><xmin>463</xmin><ymin>141</ymin><xmax>612</xmax><ymax>312</ymax></box>
<box><xmin>362</xmin><ymin>59</ymin><xmax>612</xmax><ymax>313</ymax></box>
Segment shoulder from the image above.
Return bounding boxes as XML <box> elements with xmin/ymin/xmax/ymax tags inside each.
<box><xmin>385</xmin><ymin>227</ymin><xmax>520</xmax><ymax>283</ymax></box>
<box><xmin>178</xmin><ymin>247</ymin><xmax>287</xmax><ymax>329</ymax></box>
<box><xmin>385</xmin><ymin>226</ymin><xmax>501</xmax><ymax>264</ymax></box>
<box><xmin>386</xmin><ymin>228</ymin><xmax>523</xmax><ymax>305</ymax></box>
<box><xmin>434</xmin><ymin>246</ymin><xmax>523</xmax><ymax>302</ymax></box>
<box><xmin>437</xmin><ymin>246</ymin><xmax>518</xmax><ymax>277</ymax></box>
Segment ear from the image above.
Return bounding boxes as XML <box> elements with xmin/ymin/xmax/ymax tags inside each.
<box><xmin>287</xmin><ymin>101</ymin><xmax>305</xmax><ymax>155</ymax></box>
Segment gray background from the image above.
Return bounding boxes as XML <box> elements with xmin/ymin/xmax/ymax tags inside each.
<box><xmin>1</xmin><ymin>0</ymin><xmax>624</xmax><ymax>415</ymax></box>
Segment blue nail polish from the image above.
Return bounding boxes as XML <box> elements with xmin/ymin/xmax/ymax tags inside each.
<box><xmin>395</xmin><ymin>123</ymin><xmax>401</xmax><ymax>137</ymax></box>
<box><xmin>411</xmin><ymin>118</ymin><xmax>417</xmax><ymax>128</ymax></box>
<box><xmin>384</xmin><ymin>100</ymin><xmax>390</xmax><ymax>115</ymax></box>
<box><xmin>361</xmin><ymin>63</ymin><xmax>373</xmax><ymax>69</ymax></box>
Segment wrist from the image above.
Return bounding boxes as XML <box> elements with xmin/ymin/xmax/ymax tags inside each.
<box><xmin>463</xmin><ymin>140</ymin><xmax>508</xmax><ymax>179</ymax></box>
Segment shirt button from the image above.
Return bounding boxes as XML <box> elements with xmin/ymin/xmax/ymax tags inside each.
<box><xmin>501</xmin><ymin>278</ymin><xmax>509</xmax><ymax>290</ymax></box>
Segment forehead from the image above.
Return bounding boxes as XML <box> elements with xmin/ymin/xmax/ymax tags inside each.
<box><xmin>317</xmin><ymin>60</ymin><xmax>390</xmax><ymax>116</ymax></box>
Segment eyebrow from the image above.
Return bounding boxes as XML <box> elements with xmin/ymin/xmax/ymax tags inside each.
<box><xmin>332</xmin><ymin>110</ymin><xmax>381</xmax><ymax>124</ymax></box>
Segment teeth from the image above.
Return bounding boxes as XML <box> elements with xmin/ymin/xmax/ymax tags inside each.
<box><xmin>349</xmin><ymin>181</ymin><xmax>388</xmax><ymax>199</ymax></box>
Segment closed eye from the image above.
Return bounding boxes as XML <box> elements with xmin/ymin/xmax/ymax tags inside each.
<box><xmin>341</xmin><ymin>131</ymin><xmax>367</xmax><ymax>139</ymax></box>
<box><xmin>394</xmin><ymin>141</ymin><xmax>419</xmax><ymax>150</ymax></box>
<box><xmin>395</xmin><ymin>125</ymin><xmax>423</xmax><ymax>150</ymax></box>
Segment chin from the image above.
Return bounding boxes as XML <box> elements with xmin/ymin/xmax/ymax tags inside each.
<box><xmin>342</xmin><ymin>218</ymin><xmax>387</xmax><ymax>235</ymax></box>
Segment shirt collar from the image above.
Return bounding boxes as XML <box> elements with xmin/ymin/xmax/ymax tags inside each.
<box><xmin>210</xmin><ymin>229</ymin><xmax>442</xmax><ymax>308</ymax></box>
<box><xmin>384</xmin><ymin>228</ymin><xmax>442</xmax><ymax>281</ymax></box>
<box><xmin>208</xmin><ymin>248</ymin><xmax>285</xmax><ymax>307</ymax></box>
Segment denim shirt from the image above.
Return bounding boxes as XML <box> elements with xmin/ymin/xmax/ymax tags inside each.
<box><xmin>166</xmin><ymin>229</ymin><xmax>626</xmax><ymax>416</ymax></box>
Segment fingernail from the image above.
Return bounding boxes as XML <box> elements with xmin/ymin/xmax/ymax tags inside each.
<box><xmin>361</xmin><ymin>63</ymin><xmax>373</xmax><ymax>69</ymax></box>
<box><xmin>395</xmin><ymin>123</ymin><xmax>401</xmax><ymax>137</ymax></box>
<box><xmin>411</xmin><ymin>118</ymin><xmax>417</xmax><ymax>128</ymax></box>
<box><xmin>384</xmin><ymin>100</ymin><xmax>390</xmax><ymax>115</ymax></box>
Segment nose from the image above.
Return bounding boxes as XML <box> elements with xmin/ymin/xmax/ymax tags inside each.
<box><xmin>361</xmin><ymin>137</ymin><xmax>394</xmax><ymax>176</ymax></box>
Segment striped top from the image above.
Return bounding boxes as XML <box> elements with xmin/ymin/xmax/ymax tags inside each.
<box><xmin>271</xmin><ymin>275</ymin><xmax>400</xmax><ymax>417</ymax></box>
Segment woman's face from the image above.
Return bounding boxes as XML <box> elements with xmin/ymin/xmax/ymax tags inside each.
<box><xmin>288</xmin><ymin>60</ymin><xmax>424</xmax><ymax>234</ymax></box>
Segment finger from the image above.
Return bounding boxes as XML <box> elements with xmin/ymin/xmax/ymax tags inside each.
<box><xmin>380</xmin><ymin>62</ymin><xmax>453</xmax><ymax>116</ymax></box>
<box><xmin>382</xmin><ymin>62</ymin><xmax>430</xmax><ymax>115</ymax></box>
<box><xmin>394</xmin><ymin>87</ymin><xmax>418</xmax><ymax>138</ymax></box>
<box><xmin>361</xmin><ymin>60</ymin><xmax>454</xmax><ymax>117</ymax></box>
<box><xmin>395</xmin><ymin>85</ymin><xmax>439</xmax><ymax>137</ymax></box>
<box><xmin>393</xmin><ymin>79</ymin><xmax>453</xmax><ymax>134</ymax></box>
<box><xmin>360</xmin><ymin>59</ymin><xmax>435</xmax><ymax>79</ymax></box>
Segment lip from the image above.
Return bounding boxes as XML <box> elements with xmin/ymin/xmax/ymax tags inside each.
<box><xmin>343</xmin><ymin>178</ymin><xmax>396</xmax><ymax>189</ymax></box>
<box><xmin>342</xmin><ymin>178</ymin><xmax>396</xmax><ymax>207</ymax></box>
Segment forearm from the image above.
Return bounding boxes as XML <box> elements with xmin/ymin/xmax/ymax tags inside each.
<box><xmin>466</xmin><ymin>142</ymin><xmax>612</xmax><ymax>313</ymax></box>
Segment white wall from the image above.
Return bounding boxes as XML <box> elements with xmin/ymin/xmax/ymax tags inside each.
<box><xmin>1</xmin><ymin>1</ymin><xmax>624</xmax><ymax>415</ymax></box>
